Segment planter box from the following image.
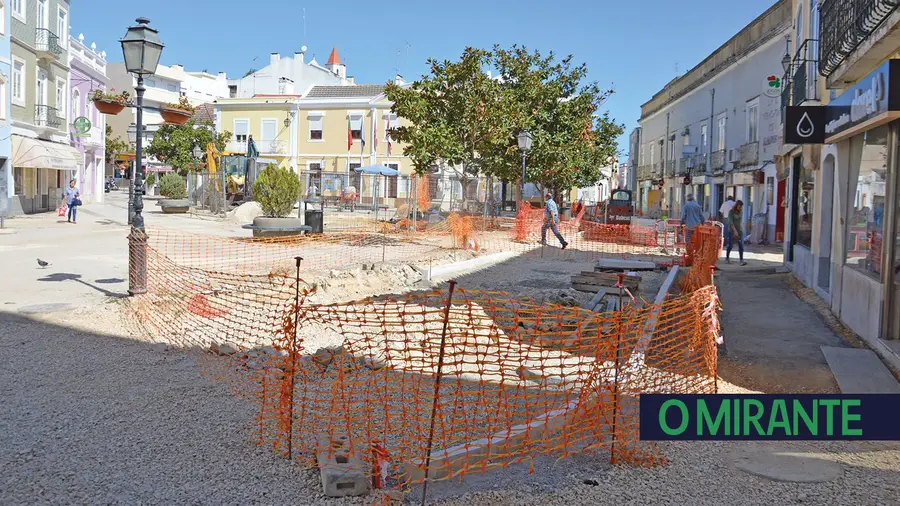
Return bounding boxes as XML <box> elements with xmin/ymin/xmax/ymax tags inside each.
<box><xmin>159</xmin><ymin>199</ymin><xmax>190</xmax><ymax>214</ymax></box>
<box><xmin>160</xmin><ymin>107</ymin><xmax>192</xmax><ymax>125</ymax></box>
<box><xmin>243</xmin><ymin>217</ymin><xmax>311</xmax><ymax>238</ymax></box>
<box><xmin>93</xmin><ymin>99</ymin><xmax>125</xmax><ymax>115</ymax></box>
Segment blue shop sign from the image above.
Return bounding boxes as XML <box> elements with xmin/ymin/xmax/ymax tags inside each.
<box><xmin>825</xmin><ymin>59</ymin><xmax>900</xmax><ymax>141</ymax></box>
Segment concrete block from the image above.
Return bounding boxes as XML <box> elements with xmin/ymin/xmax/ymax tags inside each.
<box><xmin>316</xmin><ymin>434</ymin><xmax>370</xmax><ymax>497</ymax></box>
<box><xmin>821</xmin><ymin>346</ymin><xmax>900</xmax><ymax>394</ymax></box>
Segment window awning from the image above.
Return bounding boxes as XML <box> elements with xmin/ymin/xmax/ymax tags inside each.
<box><xmin>12</xmin><ymin>136</ymin><xmax>82</xmax><ymax>171</ymax></box>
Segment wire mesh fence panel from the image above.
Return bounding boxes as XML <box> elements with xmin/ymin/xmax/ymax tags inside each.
<box><xmin>127</xmin><ymin>224</ymin><xmax>724</xmax><ymax>498</ymax></box>
<box><xmin>186</xmin><ymin>172</ymin><xmax>227</xmax><ymax>215</ymax></box>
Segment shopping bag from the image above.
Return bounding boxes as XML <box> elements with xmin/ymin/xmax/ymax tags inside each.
<box><xmin>57</xmin><ymin>205</ymin><xmax>67</xmax><ymax>217</ymax></box>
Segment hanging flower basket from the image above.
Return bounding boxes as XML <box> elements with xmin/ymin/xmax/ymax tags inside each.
<box><xmin>91</xmin><ymin>89</ymin><xmax>130</xmax><ymax>115</ymax></box>
<box><xmin>159</xmin><ymin>107</ymin><xmax>192</xmax><ymax>125</ymax></box>
<box><xmin>160</xmin><ymin>96</ymin><xmax>194</xmax><ymax>126</ymax></box>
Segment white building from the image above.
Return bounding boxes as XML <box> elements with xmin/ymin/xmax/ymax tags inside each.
<box><xmin>67</xmin><ymin>33</ymin><xmax>108</xmax><ymax>204</ymax></box>
<box><xmin>106</xmin><ymin>62</ymin><xmax>230</xmax><ymax>169</ymax></box>
<box><xmin>227</xmin><ymin>46</ymin><xmax>349</xmax><ymax>99</ymax></box>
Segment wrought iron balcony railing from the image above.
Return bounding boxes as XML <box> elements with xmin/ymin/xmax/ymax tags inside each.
<box><xmin>739</xmin><ymin>142</ymin><xmax>759</xmax><ymax>167</ymax></box>
<box><xmin>35</xmin><ymin>29</ymin><xmax>63</xmax><ymax>58</ymax></box>
<box><xmin>792</xmin><ymin>39</ymin><xmax>820</xmax><ymax>105</ymax></box>
<box><xmin>637</xmin><ymin>164</ymin><xmax>653</xmax><ymax>181</ymax></box>
<box><xmin>710</xmin><ymin>150</ymin><xmax>726</xmax><ymax>172</ymax></box>
<box><xmin>35</xmin><ymin>105</ymin><xmax>62</xmax><ymax>129</ymax></box>
<box><xmin>677</xmin><ymin>157</ymin><xmax>692</xmax><ymax>175</ymax></box>
<box><xmin>691</xmin><ymin>154</ymin><xmax>707</xmax><ymax>175</ymax></box>
<box><xmin>820</xmin><ymin>0</ymin><xmax>900</xmax><ymax>77</ymax></box>
<box><xmin>665</xmin><ymin>160</ymin><xmax>676</xmax><ymax>177</ymax></box>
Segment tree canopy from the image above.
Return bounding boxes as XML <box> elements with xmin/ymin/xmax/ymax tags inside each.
<box><xmin>384</xmin><ymin>45</ymin><xmax>624</xmax><ymax>197</ymax></box>
<box><xmin>145</xmin><ymin>120</ymin><xmax>231</xmax><ymax>173</ymax></box>
<box><xmin>105</xmin><ymin>124</ymin><xmax>128</xmax><ymax>165</ymax></box>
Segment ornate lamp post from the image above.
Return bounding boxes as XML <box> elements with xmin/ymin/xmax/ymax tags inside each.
<box><xmin>121</xmin><ymin>17</ymin><xmax>164</xmax><ymax>295</ymax></box>
<box><xmin>516</xmin><ymin>130</ymin><xmax>533</xmax><ymax>211</ymax></box>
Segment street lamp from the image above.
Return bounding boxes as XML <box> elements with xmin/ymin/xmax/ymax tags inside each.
<box><xmin>121</xmin><ymin>17</ymin><xmax>164</xmax><ymax>296</ymax></box>
<box><xmin>192</xmin><ymin>145</ymin><xmax>202</xmax><ymax>159</ymax></box>
<box><xmin>516</xmin><ymin>130</ymin><xmax>533</xmax><ymax>210</ymax></box>
<box><xmin>781</xmin><ymin>36</ymin><xmax>792</xmax><ymax>74</ymax></box>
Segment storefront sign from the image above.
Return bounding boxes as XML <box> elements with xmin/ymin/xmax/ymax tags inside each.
<box><xmin>825</xmin><ymin>59</ymin><xmax>900</xmax><ymax>141</ymax></box>
<box><xmin>784</xmin><ymin>106</ymin><xmax>827</xmax><ymax>144</ymax></box>
<box><xmin>73</xmin><ymin>117</ymin><xmax>91</xmax><ymax>137</ymax></box>
<box><xmin>763</xmin><ymin>75</ymin><xmax>782</xmax><ymax>98</ymax></box>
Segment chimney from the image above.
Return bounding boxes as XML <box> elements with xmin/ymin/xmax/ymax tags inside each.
<box><xmin>218</xmin><ymin>72</ymin><xmax>226</xmax><ymax>79</ymax></box>
<box><xmin>278</xmin><ymin>77</ymin><xmax>295</xmax><ymax>95</ymax></box>
<box><xmin>346</xmin><ymin>76</ymin><xmax>355</xmax><ymax>85</ymax></box>
<box><xmin>270</xmin><ymin>53</ymin><xmax>280</xmax><ymax>65</ymax></box>
<box><xmin>171</xmin><ymin>64</ymin><xmax>184</xmax><ymax>71</ymax></box>
<box><xmin>294</xmin><ymin>51</ymin><xmax>304</xmax><ymax>64</ymax></box>
<box><xmin>394</xmin><ymin>75</ymin><xmax>405</xmax><ymax>85</ymax></box>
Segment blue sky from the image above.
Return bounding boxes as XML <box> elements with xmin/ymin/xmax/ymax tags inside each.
<box><xmin>73</xmin><ymin>0</ymin><xmax>778</xmax><ymax>155</ymax></box>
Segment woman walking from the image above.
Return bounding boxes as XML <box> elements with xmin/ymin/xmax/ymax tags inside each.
<box><xmin>64</xmin><ymin>179</ymin><xmax>81</xmax><ymax>224</ymax></box>
<box><xmin>726</xmin><ymin>200</ymin><xmax>747</xmax><ymax>265</ymax></box>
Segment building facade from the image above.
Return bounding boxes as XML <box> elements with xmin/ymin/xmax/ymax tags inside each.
<box><xmin>9</xmin><ymin>0</ymin><xmax>81</xmax><ymax>215</ymax></box>
<box><xmin>780</xmin><ymin>0</ymin><xmax>900</xmax><ymax>364</ymax></box>
<box><xmin>67</xmin><ymin>33</ymin><xmax>107</xmax><ymax>204</ymax></box>
<box><xmin>106</xmin><ymin>62</ymin><xmax>229</xmax><ymax>171</ymax></box>
<box><xmin>227</xmin><ymin>47</ymin><xmax>347</xmax><ymax>99</ymax></box>
<box><xmin>0</xmin><ymin>2</ymin><xmax>12</xmax><ymax>219</ymax></box>
<box><xmin>637</xmin><ymin>0</ymin><xmax>790</xmax><ymax>240</ymax></box>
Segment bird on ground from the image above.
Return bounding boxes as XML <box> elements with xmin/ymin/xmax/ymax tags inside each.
<box><xmin>37</xmin><ymin>259</ymin><xmax>50</xmax><ymax>268</ymax></box>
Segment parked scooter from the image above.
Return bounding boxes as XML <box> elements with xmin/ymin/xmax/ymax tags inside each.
<box><xmin>105</xmin><ymin>178</ymin><xmax>119</xmax><ymax>193</ymax></box>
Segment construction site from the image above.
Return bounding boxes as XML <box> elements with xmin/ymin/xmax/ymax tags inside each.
<box><xmin>124</xmin><ymin>190</ymin><xmax>725</xmax><ymax>504</ymax></box>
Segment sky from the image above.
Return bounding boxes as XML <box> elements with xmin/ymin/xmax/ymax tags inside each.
<box><xmin>72</xmin><ymin>0</ymin><xmax>779</xmax><ymax>156</ymax></box>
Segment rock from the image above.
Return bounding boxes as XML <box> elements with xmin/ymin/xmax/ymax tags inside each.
<box><xmin>798</xmin><ymin>493</ymin><xmax>808</xmax><ymax>502</ymax></box>
<box><xmin>210</xmin><ymin>341</ymin><xmax>240</xmax><ymax>356</ymax></box>
<box><xmin>149</xmin><ymin>342</ymin><xmax>168</xmax><ymax>353</ymax></box>
<box><xmin>312</xmin><ymin>346</ymin><xmax>344</xmax><ymax>366</ymax></box>
<box><xmin>360</xmin><ymin>356</ymin><xmax>386</xmax><ymax>371</ymax></box>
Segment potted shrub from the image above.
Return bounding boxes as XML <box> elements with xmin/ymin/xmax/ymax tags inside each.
<box><xmin>158</xmin><ymin>172</ymin><xmax>190</xmax><ymax>214</ymax></box>
<box><xmin>160</xmin><ymin>96</ymin><xmax>194</xmax><ymax>126</ymax></box>
<box><xmin>245</xmin><ymin>164</ymin><xmax>305</xmax><ymax>237</ymax></box>
<box><xmin>92</xmin><ymin>89</ymin><xmax>131</xmax><ymax>115</ymax></box>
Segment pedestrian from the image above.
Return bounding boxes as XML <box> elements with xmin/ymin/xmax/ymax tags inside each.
<box><xmin>681</xmin><ymin>193</ymin><xmax>704</xmax><ymax>248</ymax></box>
<box><xmin>719</xmin><ymin>195</ymin><xmax>736</xmax><ymax>251</ymax></box>
<box><xmin>64</xmin><ymin>179</ymin><xmax>81</xmax><ymax>224</ymax></box>
<box><xmin>726</xmin><ymin>200</ymin><xmax>747</xmax><ymax>265</ymax></box>
<box><xmin>541</xmin><ymin>192</ymin><xmax>568</xmax><ymax>249</ymax></box>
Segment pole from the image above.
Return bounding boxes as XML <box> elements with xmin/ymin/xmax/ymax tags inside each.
<box><xmin>610</xmin><ymin>272</ymin><xmax>625</xmax><ymax>464</ymax></box>
<box><xmin>420</xmin><ymin>280</ymin><xmax>458</xmax><ymax>506</ymax></box>
<box><xmin>519</xmin><ymin>152</ymin><xmax>526</xmax><ymax>212</ymax></box>
<box><xmin>287</xmin><ymin>256</ymin><xmax>303</xmax><ymax>457</ymax></box>
<box><xmin>128</xmin><ymin>76</ymin><xmax>148</xmax><ymax>295</ymax></box>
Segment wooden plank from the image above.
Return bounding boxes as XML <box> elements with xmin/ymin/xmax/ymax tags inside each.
<box><xmin>576</xmin><ymin>272</ymin><xmax>640</xmax><ymax>288</ymax></box>
<box><xmin>572</xmin><ymin>284</ymin><xmax>624</xmax><ymax>294</ymax></box>
<box><xmin>625</xmin><ymin>265</ymin><xmax>679</xmax><ymax>369</ymax></box>
<box><xmin>594</xmin><ymin>258</ymin><xmax>657</xmax><ymax>271</ymax></box>
<box><xmin>571</xmin><ymin>277</ymin><xmax>639</xmax><ymax>291</ymax></box>
<box><xmin>580</xmin><ymin>290</ymin><xmax>606</xmax><ymax>310</ymax></box>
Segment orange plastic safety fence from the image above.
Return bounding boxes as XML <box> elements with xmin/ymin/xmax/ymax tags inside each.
<box><xmin>680</xmin><ymin>223</ymin><xmax>723</xmax><ymax>293</ymax></box>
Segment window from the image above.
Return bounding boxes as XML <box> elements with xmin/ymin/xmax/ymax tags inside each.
<box><xmin>307</xmin><ymin>162</ymin><xmax>323</xmax><ymax>192</ymax></box>
<box><xmin>683</xmin><ymin>132</ymin><xmax>690</xmax><ymax>147</ymax></box>
<box><xmin>700</xmin><ymin>123</ymin><xmax>708</xmax><ymax>151</ymax></box>
<box><xmin>36</xmin><ymin>70</ymin><xmax>47</xmax><ymax>107</ymax></box>
<box><xmin>845</xmin><ymin>125</ymin><xmax>888</xmax><ymax>277</ymax></box>
<box><xmin>746</xmin><ymin>99</ymin><xmax>759</xmax><ymax>143</ymax></box>
<box><xmin>12</xmin><ymin>58</ymin><xmax>24</xmax><ymax>105</ymax></box>
<box><xmin>387</xmin><ymin>164</ymin><xmax>399</xmax><ymax>198</ymax></box>
<box><xmin>145</xmin><ymin>79</ymin><xmax>156</xmax><ymax>88</ymax></box>
<box><xmin>0</xmin><ymin>80</ymin><xmax>6</xmax><ymax>120</ymax></box>
<box><xmin>167</xmin><ymin>83</ymin><xmax>177</xmax><ymax>93</ymax></box>
<box><xmin>349</xmin><ymin>114</ymin><xmax>363</xmax><ymax>140</ymax></box>
<box><xmin>14</xmin><ymin>166</ymin><xmax>24</xmax><ymax>195</ymax></box>
<box><xmin>716</xmin><ymin>114</ymin><xmax>726</xmax><ymax>151</ymax></box>
<box><xmin>0</xmin><ymin>2</ymin><xmax>6</xmax><ymax>35</ymax></box>
<box><xmin>233</xmin><ymin>119</ymin><xmax>249</xmax><ymax>143</ymax></box>
<box><xmin>71</xmin><ymin>89</ymin><xmax>80</xmax><ymax>119</ymax></box>
<box><xmin>56</xmin><ymin>78</ymin><xmax>66</xmax><ymax>123</ymax></box>
<box><xmin>57</xmin><ymin>6</ymin><xmax>67</xmax><ymax>48</ymax></box>
<box><xmin>36</xmin><ymin>0</ymin><xmax>46</xmax><ymax>30</ymax></box>
<box><xmin>796</xmin><ymin>5</ymin><xmax>804</xmax><ymax>43</ymax></box>
<box><xmin>384</xmin><ymin>113</ymin><xmax>399</xmax><ymax>140</ymax></box>
<box><xmin>308</xmin><ymin>113</ymin><xmax>324</xmax><ymax>140</ymax></box>
<box><xmin>809</xmin><ymin>0</ymin><xmax>821</xmax><ymax>97</ymax></box>
<box><xmin>668</xmin><ymin>139</ymin><xmax>675</xmax><ymax>159</ymax></box>
<box><xmin>11</xmin><ymin>0</ymin><xmax>24</xmax><ymax>22</ymax></box>
<box><xmin>260</xmin><ymin>119</ymin><xmax>277</xmax><ymax>152</ymax></box>
<box><xmin>649</xmin><ymin>143</ymin><xmax>655</xmax><ymax>165</ymax></box>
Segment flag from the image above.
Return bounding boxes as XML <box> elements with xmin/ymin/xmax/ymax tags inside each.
<box><xmin>347</xmin><ymin>118</ymin><xmax>353</xmax><ymax>151</ymax></box>
<box><xmin>386</xmin><ymin>118</ymin><xmax>393</xmax><ymax>157</ymax></box>
<box><xmin>360</xmin><ymin>116</ymin><xmax>366</xmax><ymax>150</ymax></box>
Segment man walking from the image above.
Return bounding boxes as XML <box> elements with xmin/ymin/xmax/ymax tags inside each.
<box><xmin>719</xmin><ymin>195</ymin><xmax>736</xmax><ymax>251</ymax></box>
<box><xmin>681</xmin><ymin>194</ymin><xmax>704</xmax><ymax>248</ymax></box>
<box><xmin>541</xmin><ymin>193</ymin><xmax>568</xmax><ymax>249</ymax></box>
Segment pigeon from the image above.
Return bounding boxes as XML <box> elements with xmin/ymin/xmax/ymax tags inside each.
<box><xmin>37</xmin><ymin>259</ymin><xmax>50</xmax><ymax>268</ymax></box>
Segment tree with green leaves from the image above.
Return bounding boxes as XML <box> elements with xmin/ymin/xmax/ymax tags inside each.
<box><xmin>145</xmin><ymin>120</ymin><xmax>231</xmax><ymax>174</ymax></box>
<box><xmin>105</xmin><ymin>124</ymin><xmax>128</xmax><ymax>165</ymax></box>
<box><xmin>384</xmin><ymin>47</ymin><xmax>512</xmax><ymax>206</ymax></box>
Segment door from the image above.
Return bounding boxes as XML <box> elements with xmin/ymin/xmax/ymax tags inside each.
<box><xmin>260</xmin><ymin>119</ymin><xmax>277</xmax><ymax>153</ymax></box>
<box><xmin>776</xmin><ymin>179</ymin><xmax>787</xmax><ymax>242</ymax></box>
<box><xmin>36</xmin><ymin>71</ymin><xmax>48</xmax><ymax>124</ymax></box>
<box><xmin>789</xmin><ymin>156</ymin><xmax>802</xmax><ymax>262</ymax></box>
<box><xmin>37</xmin><ymin>0</ymin><xmax>47</xmax><ymax>30</ymax></box>
<box><xmin>818</xmin><ymin>154</ymin><xmax>835</xmax><ymax>291</ymax></box>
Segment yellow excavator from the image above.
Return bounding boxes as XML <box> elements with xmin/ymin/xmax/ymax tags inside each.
<box><xmin>206</xmin><ymin>142</ymin><xmax>249</xmax><ymax>203</ymax></box>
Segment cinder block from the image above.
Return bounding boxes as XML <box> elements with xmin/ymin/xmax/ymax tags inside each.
<box><xmin>316</xmin><ymin>434</ymin><xmax>370</xmax><ymax>498</ymax></box>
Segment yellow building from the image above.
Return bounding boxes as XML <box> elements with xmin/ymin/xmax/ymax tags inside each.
<box><xmin>215</xmin><ymin>80</ymin><xmax>415</xmax><ymax>208</ymax></box>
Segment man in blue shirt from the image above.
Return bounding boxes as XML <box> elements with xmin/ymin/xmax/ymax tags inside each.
<box><xmin>680</xmin><ymin>193</ymin><xmax>704</xmax><ymax>247</ymax></box>
<box><xmin>542</xmin><ymin>193</ymin><xmax>568</xmax><ymax>249</ymax></box>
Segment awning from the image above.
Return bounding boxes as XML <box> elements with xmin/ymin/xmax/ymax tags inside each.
<box><xmin>12</xmin><ymin>136</ymin><xmax>81</xmax><ymax>171</ymax></box>
<box><xmin>354</xmin><ymin>164</ymin><xmax>399</xmax><ymax>176</ymax></box>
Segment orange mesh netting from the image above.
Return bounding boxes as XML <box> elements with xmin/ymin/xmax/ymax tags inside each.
<box><xmin>127</xmin><ymin>224</ymin><xmax>723</xmax><ymax>499</ymax></box>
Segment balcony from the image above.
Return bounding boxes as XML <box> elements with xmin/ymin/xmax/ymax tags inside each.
<box><xmin>739</xmin><ymin>142</ymin><xmax>759</xmax><ymax>167</ymax></box>
<box><xmin>677</xmin><ymin>157</ymin><xmax>692</xmax><ymax>175</ymax></box>
<box><xmin>792</xmin><ymin>39</ymin><xmax>820</xmax><ymax>105</ymax></box>
<box><xmin>710</xmin><ymin>150</ymin><xmax>726</xmax><ymax>173</ymax></box>
<box><xmin>34</xmin><ymin>105</ymin><xmax>62</xmax><ymax>129</ymax></box>
<box><xmin>651</xmin><ymin>162</ymin><xmax>662</xmax><ymax>177</ymax></box>
<box><xmin>637</xmin><ymin>164</ymin><xmax>653</xmax><ymax>181</ymax></box>
<box><xmin>259</xmin><ymin>139</ymin><xmax>289</xmax><ymax>155</ymax></box>
<box><xmin>819</xmin><ymin>0</ymin><xmax>900</xmax><ymax>84</ymax></box>
<box><xmin>691</xmin><ymin>154</ymin><xmax>707</xmax><ymax>175</ymax></box>
<box><xmin>665</xmin><ymin>160</ymin><xmax>676</xmax><ymax>177</ymax></box>
<box><xmin>35</xmin><ymin>29</ymin><xmax>64</xmax><ymax>60</ymax></box>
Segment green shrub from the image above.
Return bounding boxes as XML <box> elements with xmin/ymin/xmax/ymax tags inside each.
<box><xmin>253</xmin><ymin>164</ymin><xmax>301</xmax><ymax>217</ymax></box>
<box><xmin>145</xmin><ymin>172</ymin><xmax>156</xmax><ymax>186</ymax></box>
<box><xmin>159</xmin><ymin>172</ymin><xmax>187</xmax><ymax>199</ymax></box>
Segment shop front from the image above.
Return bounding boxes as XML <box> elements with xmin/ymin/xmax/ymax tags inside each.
<box><xmin>10</xmin><ymin>136</ymin><xmax>82</xmax><ymax>215</ymax></box>
<box><xmin>788</xmin><ymin>59</ymin><xmax>900</xmax><ymax>345</ymax></box>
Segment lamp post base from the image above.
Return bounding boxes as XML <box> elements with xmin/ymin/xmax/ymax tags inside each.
<box><xmin>128</xmin><ymin>228</ymin><xmax>148</xmax><ymax>296</ymax></box>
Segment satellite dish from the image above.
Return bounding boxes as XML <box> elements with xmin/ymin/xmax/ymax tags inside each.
<box><xmin>301</xmin><ymin>45</ymin><xmax>308</xmax><ymax>53</ymax></box>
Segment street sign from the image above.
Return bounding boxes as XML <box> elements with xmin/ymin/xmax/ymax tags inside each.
<box><xmin>73</xmin><ymin>116</ymin><xmax>91</xmax><ymax>137</ymax></box>
<box><xmin>784</xmin><ymin>106</ymin><xmax>826</xmax><ymax>144</ymax></box>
